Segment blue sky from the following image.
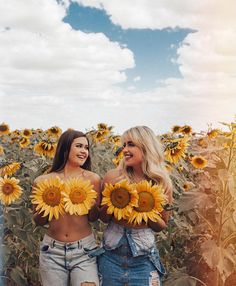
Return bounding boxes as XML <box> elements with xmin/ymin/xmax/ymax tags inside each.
<box><xmin>0</xmin><ymin>0</ymin><xmax>235</xmax><ymax>134</ymax></box>
<box><xmin>64</xmin><ymin>3</ymin><xmax>191</xmax><ymax>91</ymax></box>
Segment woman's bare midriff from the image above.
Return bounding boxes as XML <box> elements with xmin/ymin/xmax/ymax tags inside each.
<box><xmin>47</xmin><ymin>214</ymin><xmax>92</xmax><ymax>242</ymax></box>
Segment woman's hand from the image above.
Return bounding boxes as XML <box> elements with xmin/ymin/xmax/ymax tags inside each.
<box><xmin>99</xmin><ymin>204</ymin><xmax>113</xmax><ymax>223</ymax></box>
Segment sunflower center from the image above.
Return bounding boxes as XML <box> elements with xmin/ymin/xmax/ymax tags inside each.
<box><xmin>23</xmin><ymin>130</ymin><xmax>30</xmax><ymax>136</ymax></box>
<box><xmin>2</xmin><ymin>183</ymin><xmax>14</xmax><ymax>195</ymax></box>
<box><xmin>42</xmin><ymin>187</ymin><xmax>61</xmax><ymax>206</ymax></box>
<box><xmin>110</xmin><ymin>188</ymin><xmax>130</xmax><ymax>209</ymax></box>
<box><xmin>69</xmin><ymin>188</ymin><xmax>87</xmax><ymax>204</ymax></box>
<box><xmin>195</xmin><ymin>158</ymin><xmax>204</xmax><ymax>164</ymax></box>
<box><xmin>41</xmin><ymin>142</ymin><xmax>53</xmax><ymax>151</ymax></box>
<box><xmin>173</xmin><ymin>126</ymin><xmax>180</xmax><ymax>132</ymax></box>
<box><xmin>0</xmin><ymin>125</ymin><xmax>7</xmax><ymax>132</ymax></box>
<box><xmin>183</xmin><ymin>128</ymin><xmax>191</xmax><ymax>133</ymax></box>
<box><xmin>135</xmin><ymin>191</ymin><xmax>155</xmax><ymax>212</ymax></box>
<box><xmin>51</xmin><ymin>128</ymin><xmax>58</xmax><ymax>133</ymax></box>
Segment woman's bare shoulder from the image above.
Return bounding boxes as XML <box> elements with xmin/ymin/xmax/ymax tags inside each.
<box><xmin>33</xmin><ymin>172</ymin><xmax>59</xmax><ymax>184</ymax></box>
<box><xmin>103</xmin><ymin>168</ymin><xmax>124</xmax><ymax>184</ymax></box>
<box><xmin>83</xmin><ymin>170</ymin><xmax>101</xmax><ymax>183</ymax></box>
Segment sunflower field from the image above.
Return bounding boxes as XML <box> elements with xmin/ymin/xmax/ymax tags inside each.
<box><xmin>0</xmin><ymin>120</ymin><xmax>236</xmax><ymax>286</ymax></box>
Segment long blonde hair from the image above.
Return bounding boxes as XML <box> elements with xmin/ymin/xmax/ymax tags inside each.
<box><xmin>120</xmin><ymin>126</ymin><xmax>172</xmax><ymax>195</ymax></box>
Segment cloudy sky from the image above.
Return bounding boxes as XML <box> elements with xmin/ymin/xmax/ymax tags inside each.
<box><xmin>0</xmin><ymin>0</ymin><xmax>235</xmax><ymax>134</ymax></box>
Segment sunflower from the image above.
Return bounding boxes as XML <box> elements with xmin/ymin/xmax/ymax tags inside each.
<box><xmin>47</xmin><ymin>126</ymin><xmax>62</xmax><ymax>137</ymax></box>
<box><xmin>0</xmin><ymin>123</ymin><xmax>10</xmax><ymax>136</ymax></box>
<box><xmin>22</xmin><ymin>129</ymin><xmax>32</xmax><ymax>137</ymax></box>
<box><xmin>0</xmin><ymin>162</ymin><xmax>21</xmax><ymax>177</ymax></box>
<box><xmin>19</xmin><ymin>137</ymin><xmax>30</xmax><ymax>148</ymax></box>
<box><xmin>128</xmin><ymin>181</ymin><xmax>167</xmax><ymax>225</ymax></box>
<box><xmin>180</xmin><ymin>125</ymin><xmax>192</xmax><ymax>135</ymax></box>
<box><xmin>112</xmin><ymin>150</ymin><xmax>124</xmax><ymax>166</ymax></box>
<box><xmin>0</xmin><ymin>176</ymin><xmax>23</xmax><ymax>205</ymax></box>
<box><xmin>35</xmin><ymin>128</ymin><xmax>43</xmax><ymax>134</ymax></box>
<box><xmin>198</xmin><ymin>138</ymin><xmax>208</xmax><ymax>148</ymax></box>
<box><xmin>97</xmin><ymin>123</ymin><xmax>108</xmax><ymax>130</ymax></box>
<box><xmin>102</xmin><ymin>180</ymin><xmax>138</xmax><ymax>220</ymax></box>
<box><xmin>190</xmin><ymin>156</ymin><xmax>207</xmax><ymax>169</ymax></box>
<box><xmin>62</xmin><ymin>177</ymin><xmax>97</xmax><ymax>215</ymax></box>
<box><xmin>171</xmin><ymin>125</ymin><xmax>181</xmax><ymax>133</ymax></box>
<box><xmin>207</xmin><ymin>129</ymin><xmax>219</xmax><ymax>139</ymax></box>
<box><xmin>109</xmin><ymin>135</ymin><xmax>121</xmax><ymax>149</ymax></box>
<box><xmin>34</xmin><ymin>141</ymin><xmax>57</xmax><ymax>158</ymax></box>
<box><xmin>164</xmin><ymin>137</ymin><xmax>189</xmax><ymax>164</ymax></box>
<box><xmin>0</xmin><ymin>145</ymin><xmax>4</xmax><ymax>155</ymax></box>
<box><xmin>11</xmin><ymin>130</ymin><xmax>21</xmax><ymax>137</ymax></box>
<box><xmin>92</xmin><ymin>130</ymin><xmax>109</xmax><ymax>143</ymax></box>
<box><xmin>31</xmin><ymin>176</ymin><xmax>65</xmax><ymax>221</ymax></box>
<box><xmin>182</xmin><ymin>181</ymin><xmax>195</xmax><ymax>192</ymax></box>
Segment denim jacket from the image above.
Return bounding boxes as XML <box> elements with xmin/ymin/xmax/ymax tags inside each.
<box><xmin>103</xmin><ymin>221</ymin><xmax>156</xmax><ymax>257</ymax></box>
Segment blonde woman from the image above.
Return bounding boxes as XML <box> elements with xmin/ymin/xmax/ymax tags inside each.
<box><xmin>99</xmin><ymin>126</ymin><xmax>173</xmax><ymax>286</ymax></box>
<box><xmin>33</xmin><ymin>130</ymin><xmax>101</xmax><ymax>286</ymax></box>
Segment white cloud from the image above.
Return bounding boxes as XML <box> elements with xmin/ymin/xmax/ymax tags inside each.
<box><xmin>133</xmin><ymin>76</ymin><xmax>141</xmax><ymax>82</ymax></box>
<box><xmin>0</xmin><ymin>0</ymin><xmax>134</xmax><ymax>100</ymax></box>
<box><xmin>75</xmin><ymin>0</ymin><xmax>236</xmax><ymax>131</ymax></box>
<box><xmin>76</xmin><ymin>0</ymin><xmax>236</xmax><ymax>30</ymax></box>
<box><xmin>0</xmin><ymin>0</ymin><xmax>235</xmax><ymax>134</ymax></box>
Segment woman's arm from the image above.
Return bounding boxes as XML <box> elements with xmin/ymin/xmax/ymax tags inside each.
<box><xmin>33</xmin><ymin>206</ymin><xmax>49</xmax><ymax>226</ymax></box>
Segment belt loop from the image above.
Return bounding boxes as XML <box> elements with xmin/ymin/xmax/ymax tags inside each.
<box><xmin>51</xmin><ymin>240</ymin><xmax>55</xmax><ymax>248</ymax></box>
<box><xmin>78</xmin><ymin>241</ymin><xmax>82</xmax><ymax>249</ymax></box>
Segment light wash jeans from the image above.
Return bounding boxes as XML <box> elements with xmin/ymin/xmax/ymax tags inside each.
<box><xmin>39</xmin><ymin>234</ymin><xmax>99</xmax><ymax>286</ymax></box>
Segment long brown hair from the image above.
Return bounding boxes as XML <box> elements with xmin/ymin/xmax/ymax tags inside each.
<box><xmin>50</xmin><ymin>129</ymin><xmax>91</xmax><ymax>173</ymax></box>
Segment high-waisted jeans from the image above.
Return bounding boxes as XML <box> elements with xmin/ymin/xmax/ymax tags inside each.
<box><xmin>98</xmin><ymin>235</ymin><xmax>165</xmax><ymax>286</ymax></box>
<box><xmin>39</xmin><ymin>233</ymin><xmax>99</xmax><ymax>286</ymax></box>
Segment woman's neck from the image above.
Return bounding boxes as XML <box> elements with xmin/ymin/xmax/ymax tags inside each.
<box><xmin>129</xmin><ymin>166</ymin><xmax>146</xmax><ymax>183</ymax></box>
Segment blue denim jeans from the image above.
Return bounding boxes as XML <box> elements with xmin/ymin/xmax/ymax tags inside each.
<box><xmin>39</xmin><ymin>234</ymin><xmax>99</xmax><ymax>286</ymax></box>
<box><xmin>98</xmin><ymin>235</ymin><xmax>165</xmax><ymax>286</ymax></box>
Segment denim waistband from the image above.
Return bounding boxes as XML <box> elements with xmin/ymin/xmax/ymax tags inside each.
<box><xmin>43</xmin><ymin>233</ymin><xmax>95</xmax><ymax>250</ymax></box>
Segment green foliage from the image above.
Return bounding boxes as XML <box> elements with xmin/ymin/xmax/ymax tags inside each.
<box><xmin>0</xmin><ymin>122</ymin><xmax>236</xmax><ymax>286</ymax></box>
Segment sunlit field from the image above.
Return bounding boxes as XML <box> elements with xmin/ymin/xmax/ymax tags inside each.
<box><xmin>0</xmin><ymin>120</ymin><xmax>235</xmax><ymax>286</ymax></box>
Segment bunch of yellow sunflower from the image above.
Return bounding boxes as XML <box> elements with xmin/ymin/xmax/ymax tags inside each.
<box><xmin>31</xmin><ymin>176</ymin><xmax>97</xmax><ymax>221</ymax></box>
<box><xmin>102</xmin><ymin>180</ymin><xmax>166</xmax><ymax>225</ymax></box>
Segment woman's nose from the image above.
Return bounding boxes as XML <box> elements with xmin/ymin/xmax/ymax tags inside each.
<box><xmin>123</xmin><ymin>146</ymin><xmax>128</xmax><ymax>152</ymax></box>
